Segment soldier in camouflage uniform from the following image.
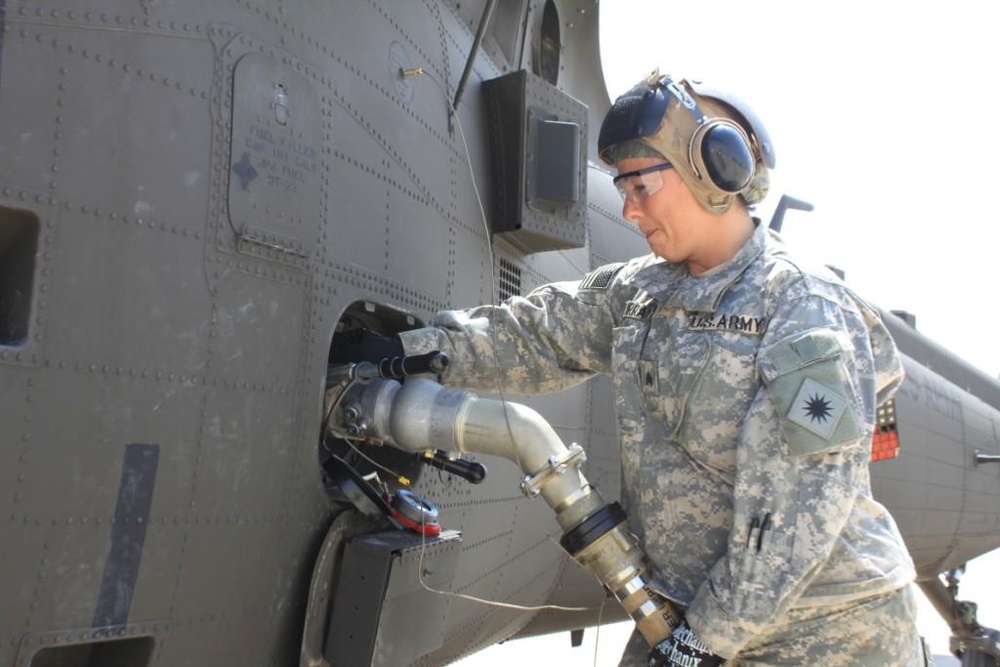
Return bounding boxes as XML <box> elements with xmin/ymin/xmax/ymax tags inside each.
<box><xmin>398</xmin><ymin>72</ymin><xmax>924</xmax><ymax>665</ymax></box>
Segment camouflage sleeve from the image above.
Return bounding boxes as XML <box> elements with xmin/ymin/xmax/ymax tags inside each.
<box><xmin>865</xmin><ymin>307</ymin><xmax>905</xmax><ymax>406</ymax></box>
<box><xmin>397</xmin><ymin>265</ymin><xmax>625</xmax><ymax>394</ymax></box>
<box><xmin>685</xmin><ymin>292</ymin><xmax>890</xmax><ymax>658</ymax></box>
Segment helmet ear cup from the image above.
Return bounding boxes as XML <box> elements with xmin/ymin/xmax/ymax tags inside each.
<box><xmin>690</xmin><ymin>120</ymin><xmax>755</xmax><ymax>194</ymax></box>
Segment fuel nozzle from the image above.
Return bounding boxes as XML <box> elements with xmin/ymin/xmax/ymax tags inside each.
<box><xmin>559</xmin><ymin>502</ymin><xmax>681</xmax><ymax>646</ymax></box>
<box><xmin>327</xmin><ymin>372</ymin><xmax>681</xmax><ymax>648</ymax></box>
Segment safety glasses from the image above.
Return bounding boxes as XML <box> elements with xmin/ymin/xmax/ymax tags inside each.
<box><xmin>612</xmin><ymin>162</ymin><xmax>673</xmax><ymax>204</ymax></box>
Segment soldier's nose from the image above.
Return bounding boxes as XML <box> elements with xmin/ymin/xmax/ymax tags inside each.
<box><xmin>622</xmin><ymin>199</ymin><xmax>642</xmax><ymax>224</ymax></box>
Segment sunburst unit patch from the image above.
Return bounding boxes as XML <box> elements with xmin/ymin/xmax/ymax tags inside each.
<box><xmin>787</xmin><ymin>377</ymin><xmax>848</xmax><ymax>439</ymax></box>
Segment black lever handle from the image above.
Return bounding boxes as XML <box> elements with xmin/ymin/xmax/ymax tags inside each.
<box><xmin>348</xmin><ymin>351</ymin><xmax>450</xmax><ymax>382</ymax></box>
<box><xmin>421</xmin><ymin>450</ymin><xmax>487</xmax><ymax>484</ymax></box>
<box><xmin>377</xmin><ymin>351</ymin><xmax>449</xmax><ymax>379</ymax></box>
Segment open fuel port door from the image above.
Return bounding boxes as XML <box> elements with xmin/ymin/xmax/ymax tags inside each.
<box><xmin>325</xmin><ymin>529</ymin><xmax>461</xmax><ymax>666</ymax></box>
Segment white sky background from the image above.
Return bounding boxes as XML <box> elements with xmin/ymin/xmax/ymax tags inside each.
<box><xmin>458</xmin><ymin>1</ymin><xmax>1000</xmax><ymax>663</ymax></box>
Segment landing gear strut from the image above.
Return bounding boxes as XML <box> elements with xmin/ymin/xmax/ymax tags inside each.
<box><xmin>919</xmin><ymin>569</ymin><xmax>1000</xmax><ymax>666</ymax></box>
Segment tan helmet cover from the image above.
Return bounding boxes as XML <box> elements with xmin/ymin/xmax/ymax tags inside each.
<box><xmin>635</xmin><ymin>70</ymin><xmax>772</xmax><ymax>213</ymax></box>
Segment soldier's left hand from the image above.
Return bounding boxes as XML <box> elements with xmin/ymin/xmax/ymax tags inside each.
<box><xmin>648</xmin><ymin>618</ymin><xmax>724</xmax><ymax>667</ymax></box>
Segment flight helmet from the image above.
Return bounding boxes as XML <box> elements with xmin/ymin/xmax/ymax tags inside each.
<box><xmin>598</xmin><ymin>70</ymin><xmax>776</xmax><ymax>213</ymax></box>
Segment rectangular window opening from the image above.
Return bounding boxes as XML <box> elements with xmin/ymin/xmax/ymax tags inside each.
<box><xmin>29</xmin><ymin>636</ymin><xmax>154</xmax><ymax>667</ymax></box>
<box><xmin>0</xmin><ymin>205</ymin><xmax>40</xmax><ymax>346</ymax></box>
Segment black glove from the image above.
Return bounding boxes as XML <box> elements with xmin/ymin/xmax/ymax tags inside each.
<box><xmin>331</xmin><ymin>329</ymin><xmax>404</xmax><ymax>363</ymax></box>
<box><xmin>648</xmin><ymin>619</ymin><xmax>724</xmax><ymax>667</ymax></box>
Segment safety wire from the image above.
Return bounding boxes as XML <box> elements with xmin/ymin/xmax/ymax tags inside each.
<box><xmin>416</xmin><ymin>507</ymin><xmax>591</xmax><ymax>613</ymax></box>
<box><xmin>594</xmin><ymin>593</ymin><xmax>608</xmax><ymax>667</ymax></box>
<box><xmin>402</xmin><ymin>64</ymin><xmax>596</xmax><ymax>617</ymax></box>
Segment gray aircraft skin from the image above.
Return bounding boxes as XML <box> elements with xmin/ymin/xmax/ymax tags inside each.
<box><xmin>1</xmin><ymin>1</ymin><xmax>998</xmax><ymax>666</ymax></box>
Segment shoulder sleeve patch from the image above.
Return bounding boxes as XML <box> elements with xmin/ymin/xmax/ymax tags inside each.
<box><xmin>580</xmin><ymin>263</ymin><xmax>625</xmax><ymax>291</ymax></box>
<box><xmin>759</xmin><ymin>329</ymin><xmax>865</xmax><ymax>456</ymax></box>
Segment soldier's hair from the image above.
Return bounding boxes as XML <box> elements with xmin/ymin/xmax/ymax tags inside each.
<box><xmin>601</xmin><ymin>139</ymin><xmax>665</xmax><ymax>164</ymax></box>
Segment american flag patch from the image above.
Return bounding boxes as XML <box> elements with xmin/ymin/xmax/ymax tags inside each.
<box><xmin>579</xmin><ymin>263</ymin><xmax>624</xmax><ymax>291</ymax></box>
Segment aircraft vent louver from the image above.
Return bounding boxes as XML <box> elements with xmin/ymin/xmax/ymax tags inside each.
<box><xmin>498</xmin><ymin>258</ymin><xmax>522</xmax><ymax>301</ymax></box>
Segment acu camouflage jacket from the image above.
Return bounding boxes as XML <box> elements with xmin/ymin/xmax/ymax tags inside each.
<box><xmin>399</xmin><ymin>222</ymin><xmax>916</xmax><ymax>658</ymax></box>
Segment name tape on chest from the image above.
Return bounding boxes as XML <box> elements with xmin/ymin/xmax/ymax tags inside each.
<box><xmin>623</xmin><ymin>296</ymin><xmax>658</xmax><ymax>321</ymax></box>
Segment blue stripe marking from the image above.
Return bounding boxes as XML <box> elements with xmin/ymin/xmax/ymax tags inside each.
<box><xmin>93</xmin><ymin>443</ymin><xmax>160</xmax><ymax>628</ymax></box>
<box><xmin>0</xmin><ymin>0</ymin><xmax>6</xmax><ymax>94</ymax></box>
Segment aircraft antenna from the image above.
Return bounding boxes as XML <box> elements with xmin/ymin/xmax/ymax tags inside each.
<box><xmin>453</xmin><ymin>0</ymin><xmax>498</xmax><ymax>113</ymax></box>
<box><xmin>768</xmin><ymin>194</ymin><xmax>814</xmax><ymax>232</ymax></box>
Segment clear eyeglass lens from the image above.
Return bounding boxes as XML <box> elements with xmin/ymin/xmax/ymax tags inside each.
<box><xmin>615</xmin><ymin>170</ymin><xmax>666</xmax><ymax>203</ymax></box>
